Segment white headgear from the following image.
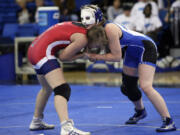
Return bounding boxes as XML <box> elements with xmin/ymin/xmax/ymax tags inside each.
<box><xmin>80</xmin><ymin>5</ymin><xmax>103</xmax><ymax>26</ymax></box>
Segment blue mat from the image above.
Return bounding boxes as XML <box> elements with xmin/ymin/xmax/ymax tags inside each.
<box><xmin>0</xmin><ymin>85</ymin><xmax>179</xmax><ymax>135</ymax></box>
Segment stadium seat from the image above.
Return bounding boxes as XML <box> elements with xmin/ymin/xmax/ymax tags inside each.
<box><xmin>75</xmin><ymin>0</ymin><xmax>91</xmax><ymax>11</ymax></box>
<box><xmin>159</xmin><ymin>9</ymin><xmax>168</xmax><ymax>26</ymax></box>
<box><xmin>44</xmin><ymin>0</ymin><xmax>54</xmax><ymax>6</ymax></box>
<box><xmin>0</xmin><ymin>14</ymin><xmax>3</xmax><ymax>23</ymax></box>
<box><xmin>3</xmin><ymin>12</ymin><xmax>17</xmax><ymax>23</ymax></box>
<box><xmin>16</xmin><ymin>23</ymin><xmax>38</xmax><ymax>37</ymax></box>
<box><xmin>26</xmin><ymin>2</ymin><xmax>36</xmax><ymax>11</ymax></box>
<box><xmin>2</xmin><ymin>23</ymin><xmax>18</xmax><ymax>40</ymax></box>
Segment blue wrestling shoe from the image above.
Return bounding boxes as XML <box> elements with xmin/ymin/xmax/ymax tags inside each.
<box><xmin>156</xmin><ymin>117</ymin><xmax>176</xmax><ymax>132</ymax></box>
<box><xmin>125</xmin><ymin>108</ymin><xmax>147</xmax><ymax>124</ymax></box>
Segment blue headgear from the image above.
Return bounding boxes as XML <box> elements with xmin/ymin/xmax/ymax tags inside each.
<box><xmin>81</xmin><ymin>5</ymin><xmax>103</xmax><ymax>25</ymax></box>
<box><xmin>94</xmin><ymin>7</ymin><xmax>103</xmax><ymax>23</ymax></box>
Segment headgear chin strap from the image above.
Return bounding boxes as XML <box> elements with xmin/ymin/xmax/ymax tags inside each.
<box><xmin>81</xmin><ymin>5</ymin><xmax>103</xmax><ymax>26</ymax></box>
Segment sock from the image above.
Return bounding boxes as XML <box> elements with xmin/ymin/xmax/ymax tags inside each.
<box><xmin>33</xmin><ymin>116</ymin><xmax>43</xmax><ymax>121</ymax></box>
<box><xmin>163</xmin><ymin>117</ymin><xmax>172</xmax><ymax>125</ymax></box>
<box><xmin>61</xmin><ymin>120</ymin><xmax>67</xmax><ymax>125</ymax></box>
<box><xmin>135</xmin><ymin>108</ymin><xmax>145</xmax><ymax>116</ymax></box>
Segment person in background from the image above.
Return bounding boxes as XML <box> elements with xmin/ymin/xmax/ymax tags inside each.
<box><xmin>165</xmin><ymin>0</ymin><xmax>180</xmax><ymax>22</ymax></box>
<box><xmin>135</xmin><ymin>3</ymin><xmax>162</xmax><ymax>42</ymax></box>
<box><xmin>131</xmin><ymin>0</ymin><xmax>158</xmax><ymax>19</ymax></box>
<box><xmin>16</xmin><ymin>0</ymin><xmax>31</xmax><ymax>24</ymax></box>
<box><xmin>114</xmin><ymin>5</ymin><xmax>135</xmax><ymax>30</ymax></box>
<box><xmin>35</xmin><ymin>0</ymin><xmax>45</xmax><ymax>23</ymax></box>
<box><xmin>107</xmin><ymin>0</ymin><xmax>123</xmax><ymax>21</ymax></box>
<box><xmin>157</xmin><ymin>0</ymin><xmax>168</xmax><ymax>9</ymax></box>
<box><xmin>53</xmin><ymin>0</ymin><xmax>78</xmax><ymax>22</ymax></box>
<box><xmin>157</xmin><ymin>0</ymin><xmax>180</xmax><ymax>63</ymax></box>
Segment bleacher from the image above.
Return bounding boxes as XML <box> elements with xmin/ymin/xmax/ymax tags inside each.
<box><xmin>0</xmin><ymin>0</ymin><xmax>56</xmax><ymax>81</ymax></box>
<box><xmin>0</xmin><ymin>0</ymin><xmax>171</xmax><ymax>44</ymax></box>
<box><xmin>0</xmin><ymin>0</ymin><xmax>179</xmax><ymax>78</ymax></box>
<box><xmin>0</xmin><ymin>0</ymin><xmax>55</xmax><ymax>44</ymax></box>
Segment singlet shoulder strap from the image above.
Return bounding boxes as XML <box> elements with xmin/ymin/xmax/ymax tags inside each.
<box><xmin>72</xmin><ymin>22</ymin><xmax>86</xmax><ymax>28</ymax></box>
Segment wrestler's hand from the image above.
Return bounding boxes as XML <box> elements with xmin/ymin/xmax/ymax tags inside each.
<box><xmin>84</xmin><ymin>53</ymin><xmax>97</xmax><ymax>62</ymax></box>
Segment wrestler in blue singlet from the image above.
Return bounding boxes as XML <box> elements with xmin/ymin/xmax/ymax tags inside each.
<box><xmin>105</xmin><ymin>22</ymin><xmax>158</xmax><ymax>68</ymax></box>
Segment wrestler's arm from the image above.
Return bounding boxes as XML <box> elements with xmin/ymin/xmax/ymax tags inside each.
<box><xmin>59</xmin><ymin>33</ymin><xmax>87</xmax><ymax>61</ymax></box>
<box><xmin>86</xmin><ymin>23</ymin><xmax>122</xmax><ymax>62</ymax></box>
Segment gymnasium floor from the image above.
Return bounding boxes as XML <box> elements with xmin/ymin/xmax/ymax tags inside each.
<box><xmin>63</xmin><ymin>71</ymin><xmax>180</xmax><ymax>87</ymax></box>
<box><xmin>0</xmin><ymin>83</ymin><xmax>180</xmax><ymax>135</ymax></box>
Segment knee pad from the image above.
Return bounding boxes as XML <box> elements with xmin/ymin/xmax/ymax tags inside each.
<box><xmin>53</xmin><ymin>83</ymin><xmax>71</xmax><ymax>101</ymax></box>
<box><xmin>120</xmin><ymin>73</ymin><xmax>142</xmax><ymax>101</ymax></box>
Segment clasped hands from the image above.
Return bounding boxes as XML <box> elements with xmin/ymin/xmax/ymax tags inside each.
<box><xmin>83</xmin><ymin>53</ymin><xmax>97</xmax><ymax>62</ymax></box>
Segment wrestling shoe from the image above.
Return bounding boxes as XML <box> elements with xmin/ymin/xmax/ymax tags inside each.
<box><xmin>29</xmin><ymin>117</ymin><xmax>55</xmax><ymax>131</ymax></box>
<box><xmin>156</xmin><ymin>117</ymin><xmax>176</xmax><ymax>132</ymax></box>
<box><xmin>61</xmin><ymin>119</ymin><xmax>90</xmax><ymax>135</ymax></box>
<box><xmin>125</xmin><ymin>108</ymin><xmax>147</xmax><ymax>124</ymax></box>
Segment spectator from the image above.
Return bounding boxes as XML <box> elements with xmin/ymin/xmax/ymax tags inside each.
<box><xmin>16</xmin><ymin>0</ymin><xmax>31</xmax><ymax>24</ymax></box>
<box><xmin>53</xmin><ymin>0</ymin><xmax>78</xmax><ymax>22</ymax></box>
<box><xmin>158</xmin><ymin>0</ymin><xmax>176</xmax><ymax>9</ymax></box>
<box><xmin>135</xmin><ymin>3</ymin><xmax>162</xmax><ymax>42</ymax></box>
<box><xmin>131</xmin><ymin>0</ymin><xmax>158</xmax><ymax>19</ymax></box>
<box><xmin>165</xmin><ymin>0</ymin><xmax>180</xmax><ymax>22</ymax></box>
<box><xmin>149</xmin><ymin>0</ymin><xmax>159</xmax><ymax>15</ymax></box>
<box><xmin>170</xmin><ymin>0</ymin><xmax>180</xmax><ymax>9</ymax></box>
<box><xmin>158</xmin><ymin>0</ymin><xmax>164</xmax><ymax>9</ymax></box>
<box><xmin>157</xmin><ymin>0</ymin><xmax>179</xmax><ymax>58</ymax></box>
<box><xmin>107</xmin><ymin>0</ymin><xmax>123</xmax><ymax>20</ymax></box>
<box><xmin>35</xmin><ymin>0</ymin><xmax>45</xmax><ymax>23</ymax></box>
<box><xmin>114</xmin><ymin>5</ymin><xmax>135</xmax><ymax>30</ymax></box>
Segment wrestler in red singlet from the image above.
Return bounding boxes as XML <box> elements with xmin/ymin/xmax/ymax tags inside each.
<box><xmin>28</xmin><ymin>22</ymin><xmax>86</xmax><ymax>74</ymax></box>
